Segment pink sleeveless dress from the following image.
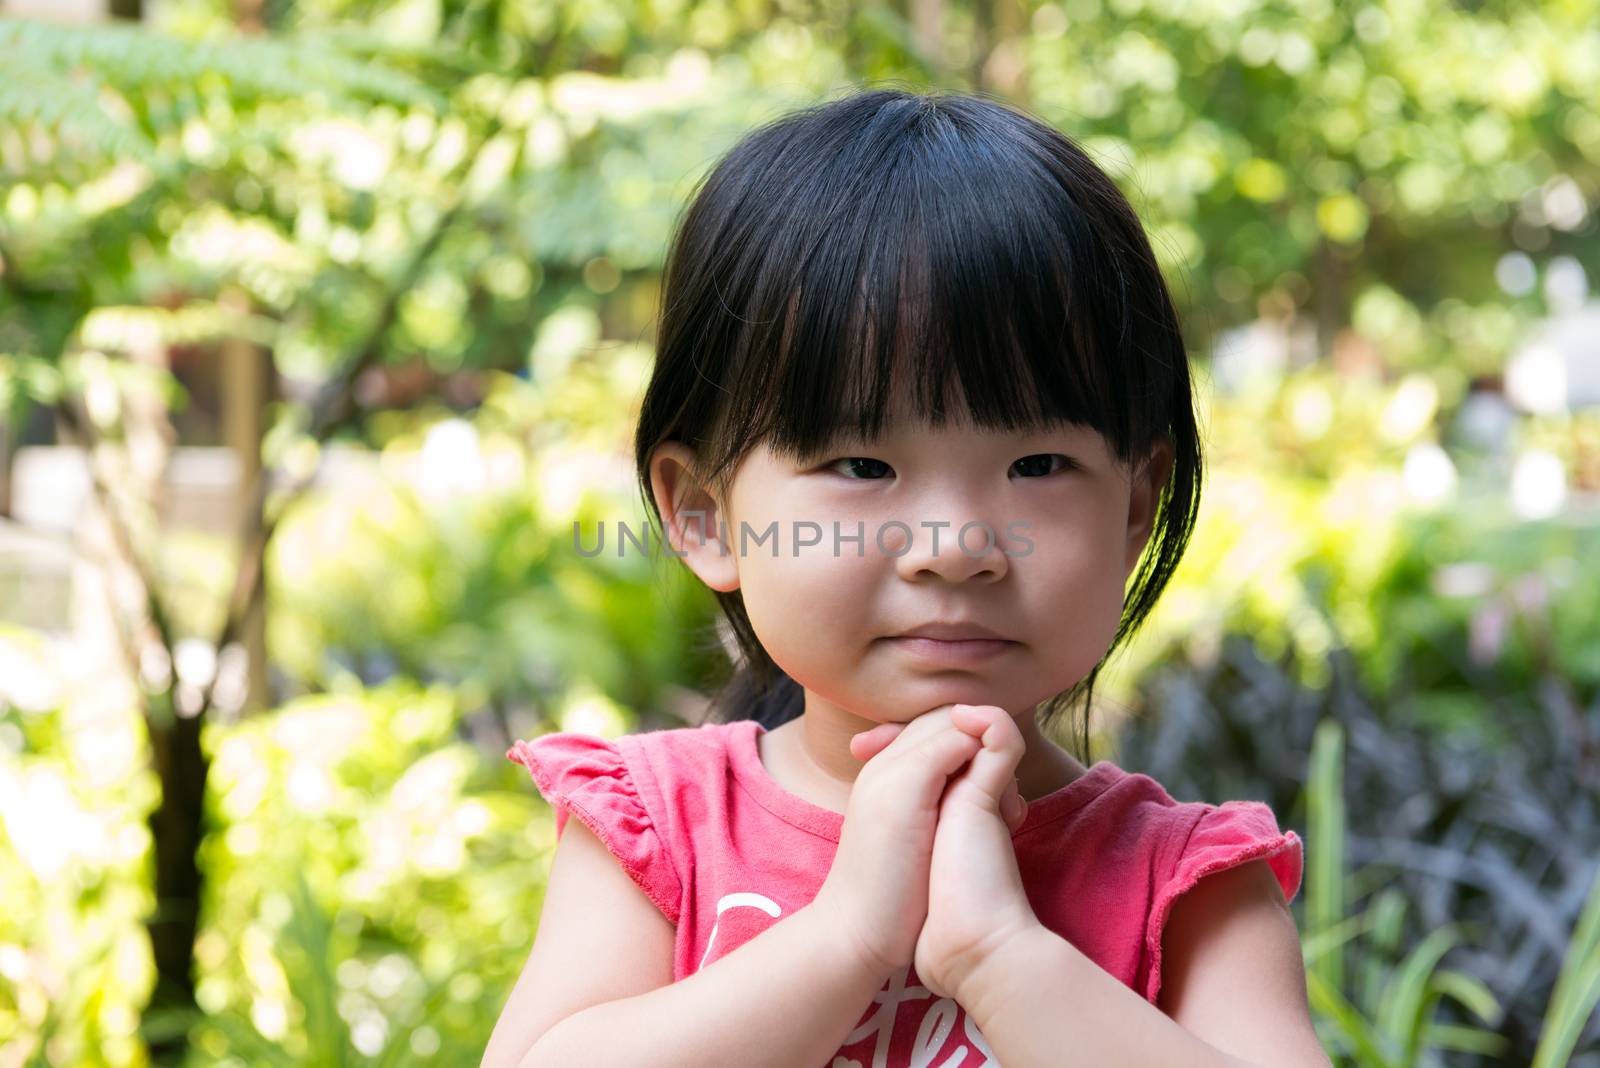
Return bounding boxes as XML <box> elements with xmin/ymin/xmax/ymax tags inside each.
<box><xmin>508</xmin><ymin>718</ymin><xmax>1302</xmax><ymax>1067</ymax></box>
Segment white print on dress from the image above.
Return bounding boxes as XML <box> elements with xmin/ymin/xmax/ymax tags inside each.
<box><xmin>835</xmin><ymin>962</ymin><xmax>996</xmax><ymax>1068</ymax></box>
<box><xmin>698</xmin><ymin>892</ymin><xmax>995</xmax><ymax>1068</ymax></box>
<box><xmin>697</xmin><ymin>892</ymin><xmax>784</xmax><ymax>973</ymax></box>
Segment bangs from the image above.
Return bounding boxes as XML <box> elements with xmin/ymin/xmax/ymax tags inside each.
<box><xmin>694</xmin><ymin>94</ymin><xmax>1165</xmax><ymax>484</ymax></box>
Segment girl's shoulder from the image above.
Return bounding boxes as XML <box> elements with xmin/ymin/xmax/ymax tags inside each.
<box><xmin>1088</xmin><ymin>764</ymin><xmax>1305</xmax><ymax>1004</ymax></box>
<box><xmin>1087</xmin><ymin>762</ymin><xmax>1295</xmax><ymax>842</ymax></box>
<box><xmin>505</xmin><ymin>720</ymin><xmax>749</xmax><ymax>925</ymax></box>
<box><xmin>507</xmin><ymin>718</ymin><xmax>746</xmax><ymax>787</ymax></box>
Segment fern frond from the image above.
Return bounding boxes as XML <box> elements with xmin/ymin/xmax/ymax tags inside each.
<box><xmin>0</xmin><ymin>17</ymin><xmax>446</xmax><ymax>176</ymax></box>
<box><xmin>0</xmin><ymin>18</ymin><xmax>444</xmax><ymax>110</ymax></box>
<box><xmin>314</xmin><ymin>24</ymin><xmax>501</xmax><ymax>78</ymax></box>
<box><xmin>0</xmin><ymin>55</ymin><xmax>154</xmax><ymax>163</ymax></box>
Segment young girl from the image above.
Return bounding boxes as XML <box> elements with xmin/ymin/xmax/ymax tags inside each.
<box><xmin>483</xmin><ymin>87</ymin><xmax>1329</xmax><ymax>1068</ymax></box>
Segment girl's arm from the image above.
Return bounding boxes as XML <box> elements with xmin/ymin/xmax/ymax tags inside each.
<box><xmin>482</xmin><ymin>818</ymin><xmax>887</xmax><ymax>1068</ymax></box>
<box><xmin>950</xmin><ymin>861</ymin><xmax>1332</xmax><ymax>1068</ymax></box>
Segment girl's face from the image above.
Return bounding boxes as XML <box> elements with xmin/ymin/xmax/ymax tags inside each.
<box><xmin>652</xmin><ymin>393</ymin><xmax>1173</xmax><ymax>726</ymax></box>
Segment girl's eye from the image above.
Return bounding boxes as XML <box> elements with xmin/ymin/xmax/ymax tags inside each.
<box><xmin>823</xmin><ymin>455</ymin><xmax>1073</xmax><ymax>479</ymax></box>
<box><xmin>1011</xmin><ymin>454</ymin><xmax>1073</xmax><ymax>478</ymax></box>
<box><xmin>826</xmin><ymin>457</ymin><xmax>894</xmax><ymax>480</ymax></box>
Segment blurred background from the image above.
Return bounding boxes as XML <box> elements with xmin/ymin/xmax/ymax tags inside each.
<box><xmin>1</xmin><ymin>0</ymin><xmax>1597</xmax><ymax>1065</ymax></box>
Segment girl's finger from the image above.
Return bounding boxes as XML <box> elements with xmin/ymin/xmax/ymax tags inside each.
<box><xmin>1002</xmin><ymin>778</ymin><xmax>1027</xmax><ymax>832</ymax></box>
<box><xmin>950</xmin><ymin>704</ymin><xmax>992</xmax><ymax>739</ymax></box>
<box><xmin>948</xmin><ymin>705</ymin><xmax>1025</xmax><ymax>803</ymax></box>
<box><xmin>849</xmin><ymin>721</ymin><xmax>907</xmax><ymax>762</ymax></box>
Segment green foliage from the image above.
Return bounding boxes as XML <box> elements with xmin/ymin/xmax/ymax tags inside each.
<box><xmin>1298</xmin><ymin>715</ymin><xmax>1600</xmax><ymax>1067</ymax></box>
<box><xmin>0</xmin><ymin>626</ymin><xmax>157</xmax><ymax>1068</ymax></box>
<box><xmin>0</xmin><ymin>16</ymin><xmax>442</xmax><ymax>165</ymax></box>
<box><xmin>1302</xmin><ymin>720</ymin><xmax>1511</xmax><ymax>1066</ymax></box>
<box><xmin>1533</xmin><ymin>862</ymin><xmax>1600</xmax><ymax>1068</ymax></box>
<box><xmin>186</xmin><ymin>680</ymin><xmax>552</xmax><ymax>1065</ymax></box>
<box><xmin>1106</xmin><ymin>363</ymin><xmax>1600</xmax><ymax>749</ymax></box>
<box><xmin>4</xmin><ymin>1</ymin><xmax>1597</xmax><ymax>1065</ymax></box>
<box><xmin>268</xmin><ymin>371</ymin><xmax>723</xmax><ymax>719</ymax></box>
<box><xmin>1114</xmin><ymin>463</ymin><xmax>1600</xmax><ymax>1067</ymax></box>
<box><xmin>1023</xmin><ymin>0</ymin><xmax>1598</xmax><ymax>360</ymax></box>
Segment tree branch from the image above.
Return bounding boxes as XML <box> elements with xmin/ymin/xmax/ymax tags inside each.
<box><xmin>194</xmin><ymin>116</ymin><xmax>509</xmax><ymax>715</ymax></box>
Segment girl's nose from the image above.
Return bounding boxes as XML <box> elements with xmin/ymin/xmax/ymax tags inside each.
<box><xmin>889</xmin><ymin>516</ymin><xmax>1010</xmax><ymax>584</ymax></box>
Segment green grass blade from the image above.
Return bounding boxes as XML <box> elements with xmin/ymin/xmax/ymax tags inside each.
<box><xmin>366</xmin><ymin>938</ymin><xmax>503</xmax><ymax>1068</ymax></box>
<box><xmin>1531</xmin><ymin>957</ymin><xmax>1600</xmax><ymax>1068</ymax></box>
<box><xmin>1376</xmin><ymin>925</ymin><xmax>1459</xmax><ymax>1061</ymax></box>
<box><xmin>283</xmin><ymin>871</ymin><xmax>350</xmax><ymax>1068</ymax></box>
<box><xmin>197</xmin><ymin>1010</ymin><xmax>301</xmax><ymax>1066</ymax></box>
<box><xmin>1306</xmin><ymin>719</ymin><xmax>1347</xmax><ymax>997</ymax></box>
<box><xmin>1417</xmin><ymin>1022</ymin><xmax>1510</xmax><ymax>1058</ymax></box>
<box><xmin>1428</xmin><ymin>968</ymin><xmax>1502</xmax><ymax>1027</ymax></box>
<box><xmin>1300</xmin><ymin>911</ymin><xmax>1369</xmax><ymax>969</ymax></box>
<box><xmin>1306</xmin><ymin>967</ymin><xmax>1397</xmax><ymax>1068</ymax></box>
<box><xmin>1531</xmin><ymin>862</ymin><xmax>1600</xmax><ymax>1068</ymax></box>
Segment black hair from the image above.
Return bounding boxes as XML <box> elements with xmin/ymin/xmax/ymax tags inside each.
<box><xmin>632</xmin><ymin>85</ymin><xmax>1202</xmax><ymax>763</ymax></box>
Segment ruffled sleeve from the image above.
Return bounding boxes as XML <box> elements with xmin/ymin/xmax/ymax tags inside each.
<box><xmin>1142</xmin><ymin>800</ymin><xmax>1304</xmax><ymax>1005</ymax></box>
<box><xmin>507</xmin><ymin>733</ymin><xmax>683</xmax><ymax>926</ymax></box>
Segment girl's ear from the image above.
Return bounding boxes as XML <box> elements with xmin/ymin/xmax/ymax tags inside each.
<box><xmin>1123</xmin><ymin>436</ymin><xmax>1175</xmax><ymax>578</ymax></box>
<box><xmin>649</xmin><ymin>441</ymin><xmax>741</xmax><ymax>593</ymax></box>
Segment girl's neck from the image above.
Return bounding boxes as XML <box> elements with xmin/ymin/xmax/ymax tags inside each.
<box><xmin>755</xmin><ymin>701</ymin><xmax>1088</xmax><ymax>816</ymax></box>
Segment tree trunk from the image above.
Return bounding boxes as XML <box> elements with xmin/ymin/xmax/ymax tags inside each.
<box><xmin>220</xmin><ymin>295</ymin><xmax>272</xmax><ymax>713</ymax></box>
<box><xmin>977</xmin><ymin>0</ymin><xmax>1029</xmax><ymax>102</ymax></box>
<box><xmin>0</xmin><ymin>410</ymin><xmax>12</xmax><ymax>517</ymax></box>
<box><xmin>142</xmin><ymin>697</ymin><xmax>211</xmax><ymax>1066</ymax></box>
<box><xmin>1313</xmin><ymin>237</ymin><xmax>1349</xmax><ymax>360</ymax></box>
<box><xmin>234</xmin><ymin>0</ymin><xmax>265</xmax><ymax>33</ymax></box>
<box><xmin>907</xmin><ymin>0</ymin><xmax>944</xmax><ymax>77</ymax></box>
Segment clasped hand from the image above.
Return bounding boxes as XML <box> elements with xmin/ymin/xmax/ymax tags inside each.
<box><xmin>848</xmin><ymin>704</ymin><xmax>1044</xmax><ymax>1002</ymax></box>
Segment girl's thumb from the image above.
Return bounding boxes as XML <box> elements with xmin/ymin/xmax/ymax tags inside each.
<box><xmin>849</xmin><ymin>721</ymin><xmax>905</xmax><ymax>763</ymax></box>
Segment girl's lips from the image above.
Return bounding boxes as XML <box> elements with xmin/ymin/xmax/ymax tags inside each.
<box><xmin>883</xmin><ymin>635</ymin><xmax>1018</xmax><ymax>666</ymax></box>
